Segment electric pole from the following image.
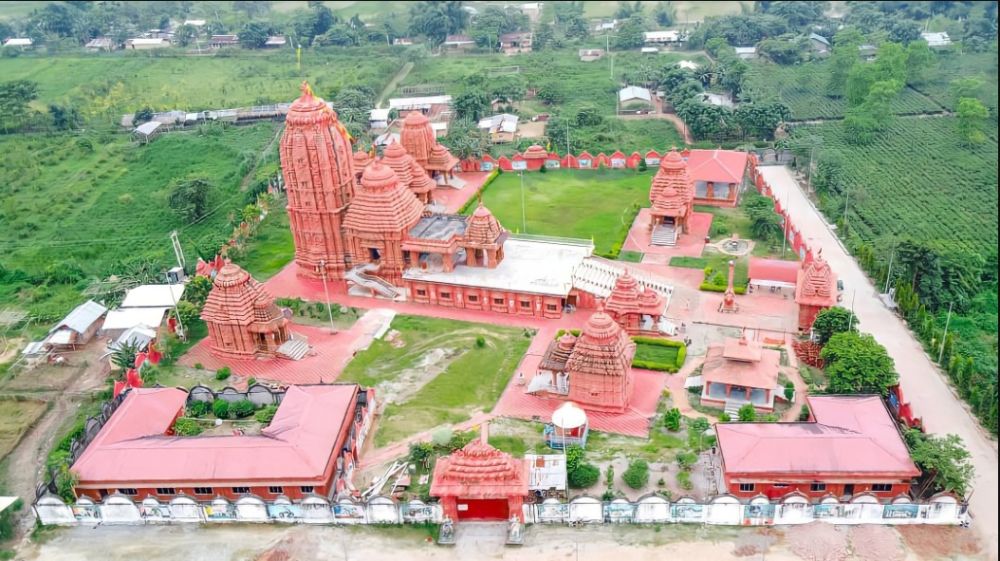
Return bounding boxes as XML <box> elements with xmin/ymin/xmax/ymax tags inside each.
<box><xmin>938</xmin><ymin>302</ymin><xmax>954</xmax><ymax>363</ymax></box>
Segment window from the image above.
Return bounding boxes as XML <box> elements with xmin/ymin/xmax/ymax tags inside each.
<box><xmin>468</xmin><ymin>295</ymin><xmax>478</xmax><ymax>302</ymax></box>
<box><xmin>155</xmin><ymin>488</ymin><xmax>176</xmax><ymax>495</ymax></box>
<box><xmin>300</xmin><ymin>486</ymin><xmax>315</xmax><ymax>494</ymax></box>
<box><xmin>118</xmin><ymin>488</ymin><xmax>138</xmax><ymax>496</ymax></box>
<box><xmin>193</xmin><ymin>487</ymin><xmax>213</xmax><ymax>495</ymax></box>
<box><xmin>268</xmin><ymin>486</ymin><xmax>284</xmax><ymax>495</ymax></box>
<box><xmin>520</xmin><ymin>300</ymin><xmax>531</xmax><ymax>309</ymax></box>
<box><xmin>232</xmin><ymin>487</ymin><xmax>251</xmax><ymax>495</ymax></box>
<box><xmin>440</xmin><ymin>291</ymin><xmax>451</xmax><ymax>300</ymax></box>
<box><xmin>493</xmin><ymin>297</ymin><xmax>505</xmax><ymax>305</ymax></box>
<box><xmin>738</xmin><ymin>483</ymin><xmax>755</xmax><ymax>492</ymax></box>
<box><xmin>810</xmin><ymin>483</ymin><xmax>826</xmax><ymax>492</ymax></box>
<box><xmin>772</xmin><ymin>484</ymin><xmax>788</xmax><ymax>488</ymax></box>
<box><xmin>416</xmin><ymin>289</ymin><xmax>427</xmax><ymax>297</ymax></box>
<box><xmin>546</xmin><ymin>304</ymin><xmax>557</xmax><ymax>311</ymax></box>
<box><xmin>871</xmin><ymin>483</ymin><xmax>893</xmax><ymax>492</ymax></box>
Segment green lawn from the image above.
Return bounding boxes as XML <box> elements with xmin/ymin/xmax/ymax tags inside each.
<box><xmin>670</xmin><ymin>254</ymin><xmax>750</xmax><ymax>287</ymax></box>
<box><xmin>237</xmin><ymin>205</ymin><xmax>294</xmax><ymax>281</ymax></box>
<box><xmin>338</xmin><ymin>315</ymin><xmax>533</xmax><ymax>447</ymax></box>
<box><xmin>634</xmin><ymin>342</ymin><xmax>681</xmax><ymax>365</ymax></box>
<box><xmin>476</xmin><ymin>168</ymin><xmax>653</xmax><ymax>255</ymax></box>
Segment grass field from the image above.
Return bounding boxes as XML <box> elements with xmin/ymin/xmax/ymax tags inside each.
<box><xmin>633</xmin><ymin>342</ymin><xmax>681</xmax><ymax>365</ymax></box>
<box><xmin>0</xmin><ymin>123</ymin><xmax>278</xmax><ymax>320</ymax></box>
<box><xmin>338</xmin><ymin>315</ymin><xmax>532</xmax><ymax>447</ymax></box>
<box><xmin>476</xmin><ymin>168</ymin><xmax>653</xmax><ymax>255</ymax></box>
<box><xmin>0</xmin><ymin>398</ymin><xmax>48</xmax><ymax>460</ymax></box>
<box><xmin>237</xmin><ymin>205</ymin><xmax>294</xmax><ymax>281</ymax></box>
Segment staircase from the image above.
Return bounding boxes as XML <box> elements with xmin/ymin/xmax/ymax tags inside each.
<box><xmin>277</xmin><ymin>333</ymin><xmax>310</xmax><ymax>360</ymax></box>
<box><xmin>651</xmin><ymin>225</ymin><xmax>678</xmax><ymax>246</ymax></box>
<box><xmin>571</xmin><ymin>257</ymin><xmax>675</xmax><ymax>301</ymax></box>
<box><xmin>723</xmin><ymin>400</ymin><xmax>743</xmax><ymax>417</ymax></box>
<box><xmin>345</xmin><ymin>263</ymin><xmax>402</xmax><ymax>300</ymax></box>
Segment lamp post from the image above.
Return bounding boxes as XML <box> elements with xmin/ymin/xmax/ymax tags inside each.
<box><xmin>318</xmin><ymin>260</ymin><xmax>337</xmax><ymax>334</ymax></box>
<box><xmin>519</xmin><ymin>171</ymin><xmax>527</xmax><ymax>233</ymax></box>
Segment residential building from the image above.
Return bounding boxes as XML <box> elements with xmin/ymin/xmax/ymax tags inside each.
<box><xmin>3</xmin><ymin>37</ymin><xmax>33</xmax><ymax>48</ymax></box>
<box><xmin>442</xmin><ymin>34</ymin><xmax>475</xmax><ymax>51</ymax></box>
<box><xmin>209</xmin><ymin>34</ymin><xmax>239</xmax><ymax>48</ymax></box>
<box><xmin>128</xmin><ymin>38</ymin><xmax>169</xmax><ymax>50</ymax></box>
<box><xmin>921</xmin><ymin>32</ymin><xmax>951</xmax><ymax>48</ymax></box>
<box><xmin>809</xmin><ymin>33</ymin><xmax>830</xmax><ymax>54</ymax></box>
<box><xmin>700</xmin><ymin>337</ymin><xmax>782</xmax><ymax>412</ymax></box>
<box><xmin>478</xmin><ymin>113</ymin><xmax>519</xmax><ymax>143</ymax></box>
<box><xmin>264</xmin><ymin>36</ymin><xmax>287</xmax><ymax>48</ymax></box>
<box><xmin>618</xmin><ymin>86</ymin><xmax>654</xmax><ymax>113</ymax></box>
<box><xmin>84</xmin><ymin>37</ymin><xmax>116</xmax><ymax>52</ymax></box>
<box><xmin>46</xmin><ymin>301</ymin><xmax>107</xmax><ymax>349</ymax></box>
<box><xmin>734</xmin><ymin>46</ymin><xmax>757</xmax><ymax>59</ymax></box>
<box><xmin>578</xmin><ymin>48</ymin><xmax>605</xmax><ymax>62</ymax></box>
<box><xmin>644</xmin><ymin>30</ymin><xmax>683</xmax><ymax>45</ymax></box>
<box><xmin>499</xmin><ymin>32</ymin><xmax>532</xmax><ymax>55</ymax></box>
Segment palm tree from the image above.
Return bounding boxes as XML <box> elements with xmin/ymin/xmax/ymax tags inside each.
<box><xmin>111</xmin><ymin>339</ymin><xmax>142</xmax><ymax>371</ymax></box>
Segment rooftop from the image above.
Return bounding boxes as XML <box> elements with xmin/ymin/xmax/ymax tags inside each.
<box><xmin>478</xmin><ymin>113</ymin><xmax>519</xmax><ymax>133</ymax></box>
<box><xmin>408</xmin><ymin>214</ymin><xmax>468</xmax><ymax>241</ymax></box>
<box><xmin>388</xmin><ymin>95</ymin><xmax>452</xmax><ymax>110</ymax></box>
<box><xmin>403</xmin><ymin>236</ymin><xmax>593</xmax><ymax>297</ymax></box>
<box><xmin>101</xmin><ymin>307</ymin><xmax>168</xmax><ymax>332</ymax></box>
<box><xmin>619</xmin><ymin>86</ymin><xmax>652</xmax><ymax>103</ymax></box>
<box><xmin>702</xmin><ymin>338</ymin><xmax>780</xmax><ymax>390</ymax></box>
<box><xmin>431</xmin><ymin>432</ymin><xmax>528</xmax><ymax>499</ymax></box>
<box><xmin>122</xmin><ymin>284</ymin><xmax>185</xmax><ymax>308</ymax></box>
<box><xmin>685</xmin><ymin>149</ymin><xmax>749</xmax><ymax>185</ymax></box>
<box><xmin>51</xmin><ymin>300</ymin><xmax>107</xmax><ymax>335</ymax></box>
<box><xmin>72</xmin><ymin>385</ymin><xmax>361</xmax><ymax>486</ymax></box>
<box><xmin>748</xmin><ymin>257</ymin><xmax>799</xmax><ymax>286</ymax></box>
<box><xmin>717</xmin><ymin>395</ymin><xmax>920</xmax><ymax>478</ymax></box>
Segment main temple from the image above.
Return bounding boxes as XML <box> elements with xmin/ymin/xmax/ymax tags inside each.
<box><xmin>278</xmin><ymin>83</ymin><xmax>676</xmax><ymax>321</ymax></box>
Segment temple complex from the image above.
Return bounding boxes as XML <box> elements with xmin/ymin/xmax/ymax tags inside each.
<box><xmin>531</xmin><ymin>307</ymin><xmax>636</xmax><ymax>412</ymax></box>
<box><xmin>604</xmin><ymin>270</ymin><xmax>666</xmax><ymax>334</ymax></box>
<box><xmin>280</xmin><ymin>83</ymin><xmax>356</xmax><ymax>281</ymax></box>
<box><xmin>380</xmin><ymin>140</ymin><xmax>437</xmax><ymax>205</ymax></box>
<box><xmin>649</xmin><ymin>149</ymin><xmax>695</xmax><ymax>239</ymax></box>
<box><xmin>400</xmin><ymin>110</ymin><xmax>459</xmax><ymax>185</ymax></box>
<box><xmin>700</xmin><ymin>337</ymin><xmax>781</xmax><ymax>412</ymax></box>
<box><xmin>795</xmin><ymin>252</ymin><xmax>838</xmax><ymax>331</ymax></box>
<box><xmin>200</xmin><ymin>262</ymin><xmax>290</xmax><ymax>359</ymax></box>
<box><xmin>430</xmin><ymin>425</ymin><xmax>528</xmax><ymax>521</ymax></box>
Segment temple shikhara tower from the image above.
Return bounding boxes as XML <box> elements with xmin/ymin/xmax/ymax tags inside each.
<box><xmin>796</xmin><ymin>252</ymin><xmax>838</xmax><ymax>331</ymax></box>
<box><xmin>200</xmin><ymin>262</ymin><xmax>290</xmax><ymax>359</ymax></box>
<box><xmin>400</xmin><ymin>110</ymin><xmax>459</xmax><ymax>185</ymax></box>
<box><xmin>604</xmin><ymin>270</ymin><xmax>666</xmax><ymax>334</ymax></box>
<box><xmin>648</xmin><ymin>149</ymin><xmax>695</xmax><ymax>242</ymax></box>
<box><xmin>280</xmin><ymin>82</ymin><xmax>356</xmax><ymax>280</ymax></box>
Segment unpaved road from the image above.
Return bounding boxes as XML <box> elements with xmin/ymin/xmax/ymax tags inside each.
<box><xmin>758</xmin><ymin>165</ymin><xmax>999</xmax><ymax>559</ymax></box>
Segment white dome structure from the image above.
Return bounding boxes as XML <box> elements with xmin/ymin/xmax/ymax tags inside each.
<box><xmin>552</xmin><ymin>402</ymin><xmax>587</xmax><ymax>429</ymax></box>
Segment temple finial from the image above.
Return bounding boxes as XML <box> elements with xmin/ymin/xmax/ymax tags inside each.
<box><xmin>300</xmin><ymin>81</ymin><xmax>313</xmax><ymax>98</ymax></box>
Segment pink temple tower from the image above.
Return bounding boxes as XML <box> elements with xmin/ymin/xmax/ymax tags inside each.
<box><xmin>279</xmin><ymin>82</ymin><xmax>356</xmax><ymax>280</ymax></box>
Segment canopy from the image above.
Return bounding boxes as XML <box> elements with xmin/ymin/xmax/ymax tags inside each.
<box><xmin>552</xmin><ymin>402</ymin><xmax>587</xmax><ymax>429</ymax></box>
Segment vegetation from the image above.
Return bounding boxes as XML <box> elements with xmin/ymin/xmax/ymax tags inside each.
<box><xmin>230</xmin><ymin>399</ymin><xmax>256</xmax><ymax>419</ymax></box>
<box><xmin>811</xmin><ymin>306</ymin><xmax>858</xmax><ymax>345</ymax></box>
<box><xmin>905</xmin><ymin>430</ymin><xmax>975</xmax><ymax>498</ymax></box>
<box><xmin>215</xmin><ymin>367</ymin><xmax>232</xmax><ymax>381</ymax></box>
<box><xmin>172</xmin><ymin>417</ymin><xmax>203</xmax><ymax>436</ymax></box>
<box><xmin>820</xmin><ymin>332</ymin><xmax>898</xmax><ymax>396</ymax></box>
<box><xmin>633</xmin><ymin>338</ymin><xmax>687</xmax><ymax>373</ymax></box>
<box><xmin>212</xmin><ymin>399</ymin><xmax>230</xmax><ymax>419</ymax></box>
<box><xmin>737</xmin><ymin>403</ymin><xmax>757</xmax><ymax>422</ymax></box>
<box><xmin>663</xmin><ymin>408</ymin><xmax>682</xmax><ymax>432</ymax></box>
<box><xmin>255</xmin><ymin>404</ymin><xmax>278</xmax><ymax>425</ymax></box>
<box><xmin>566</xmin><ymin>445</ymin><xmax>599</xmax><ymax>489</ymax></box>
<box><xmin>622</xmin><ymin>459</ymin><xmax>650</xmax><ymax>489</ymax></box>
<box><xmin>0</xmin><ymin>398</ymin><xmax>48</xmax><ymax>460</ymax></box>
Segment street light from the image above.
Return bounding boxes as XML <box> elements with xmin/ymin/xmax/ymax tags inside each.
<box><xmin>519</xmin><ymin>171</ymin><xmax>527</xmax><ymax>233</ymax></box>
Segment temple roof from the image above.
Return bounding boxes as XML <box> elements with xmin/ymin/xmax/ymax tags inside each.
<box><xmin>400</xmin><ymin>111</ymin><xmax>436</xmax><ymax>164</ymax></box>
<box><xmin>430</xmin><ymin>434</ymin><xmax>528</xmax><ymax>499</ymax></box>
<box><xmin>522</xmin><ymin>144</ymin><xmax>548</xmax><ymax>160</ymax></box>
<box><xmin>280</xmin><ymin>82</ymin><xmax>355</xmax><ymax>198</ymax></box>
<box><xmin>565</xmin><ymin>309</ymin><xmax>635</xmax><ymax>378</ymax></box>
<box><xmin>343</xmin><ymin>162</ymin><xmax>424</xmax><ymax>235</ymax></box>
<box><xmin>408</xmin><ymin>158</ymin><xmax>437</xmax><ymax>194</ymax></box>
<box><xmin>465</xmin><ymin>202</ymin><xmax>504</xmax><ymax>245</ymax></box>
<box><xmin>425</xmin><ymin>143</ymin><xmax>460</xmax><ymax>172</ymax></box>
<box><xmin>638</xmin><ymin>287</ymin><xmax>664</xmax><ymax>314</ymax></box>
<box><xmin>650</xmin><ymin>149</ymin><xmax>694</xmax><ymax>217</ymax></box>
<box><xmin>539</xmin><ymin>333</ymin><xmax>577</xmax><ymax>372</ymax></box>
<box><xmin>382</xmin><ymin>141</ymin><xmax>414</xmax><ymax>186</ymax></box>
<box><xmin>702</xmin><ymin>338</ymin><xmax>779</xmax><ymax>390</ymax></box>
<box><xmin>201</xmin><ymin>263</ymin><xmax>283</xmax><ymax>326</ymax></box>
<box><xmin>605</xmin><ymin>271</ymin><xmax>641</xmax><ymax>316</ymax></box>
<box><xmin>285</xmin><ymin>82</ymin><xmax>336</xmax><ymax>126</ymax></box>
<box><xmin>796</xmin><ymin>255</ymin><xmax>838</xmax><ymax>307</ymax></box>
<box><xmin>353</xmin><ymin>149</ymin><xmax>371</xmax><ymax>169</ymax></box>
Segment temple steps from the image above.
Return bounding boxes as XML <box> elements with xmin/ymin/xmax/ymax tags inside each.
<box><xmin>571</xmin><ymin>257</ymin><xmax>674</xmax><ymax>302</ymax></box>
<box><xmin>723</xmin><ymin>400</ymin><xmax>743</xmax><ymax>416</ymax></box>
<box><xmin>277</xmin><ymin>336</ymin><xmax>310</xmax><ymax>361</ymax></box>
<box><xmin>346</xmin><ymin>264</ymin><xmax>402</xmax><ymax>300</ymax></box>
<box><xmin>651</xmin><ymin>225</ymin><xmax>678</xmax><ymax>246</ymax></box>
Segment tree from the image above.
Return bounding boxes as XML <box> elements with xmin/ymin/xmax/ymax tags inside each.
<box><xmin>826</xmin><ymin>27</ymin><xmax>865</xmax><ymax>97</ymax></box>
<box><xmin>563</xmin><ymin>13</ymin><xmax>590</xmax><ymax>40</ymax></box>
<box><xmin>111</xmin><ymin>339</ymin><xmax>141</xmax><ymax>371</ymax></box>
<box><xmin>811</xmin><ymin>306</ymin><xmax>858</xmax><ymax>344</ymax></box>
<box><xmin>168</xmin><ymin>176</ymin><xmax>212</xmax><ymax>223</ymax></box>
<box><xmin>471</xmin><ymin>6</ymin><xmax>527</xmax><ymax>49</ymax></box>
<box><xmin>440</xmin><ymin>118</ymin><xmax>488</xmax><ymax>159</ymax></box>
<box><xmin>0</xmin><ymin>79</ymin><xmax>39</xmax><ymax>132</ymax></box>
<box><xmin>663</xmin><ymin>407</ymin><xmax>682</xmax><ymax>431</ymax></box>
<box><xmin>453</xmin><ymin>90</ymin><xmax>490</xmax><ymax>121</ymax></box>
<box><xmin>949</xmin><ymin>77</ymin><xmax>984</xmax><ymax>105</ymax></box>
<box><xmin>575</xmin><ymin>104</ymin><xmax>603</xmax><ymax>126</ymax></box>
<box><xmin>654</xmin><ymin>2</ymin><xmax>676</xmax><ymax>27</ymax></box>
<box><xmin>233</xmin><ymin>1</ymin><xmax>271</xmax><ymax>19</ymax></box>
<box><xmin>887</xmin><ymin>18</ymin><xmax>922</xmax><ymax>44</ymax></box>
<box><xmin>534</xmin><ymin>22</ymin><xmax>555</xmax><ymax>50</ymax></box>
<box><xmin>174</xmin><ymin>300</ymin><xmax>201</xmax><ymax>328</ymax></box>
<box><xmin>757</xmin><ymin>36</ymin><xmax>807</xmax><ymax>65</ymax></box>
<box><xmin>174</xmin><ymin>23</ymin><xmax>198</xmax><ymax>47</ymax></box>
<box><xmin>904</xmin><ymin>40</ymin><xmax>934</xmax><ymax>85</ymax></box>
<box><xmin>874</xmin><ymin>42</ymin><xmax>908</xmax><ymax>85</ymax></box>
<box><xmin>212</xmin><ymin>399</ymin><xmax>230</xmax><ymax>419</ymax></box>
<box><xmin>765</xmin><ymin>1</ymin><xmax>826</xmax><ymax>28</ymax></box>
<box><xmin>239</xmin><ymin>22</ymin><xmax>270</xmax><ymax>48</ymax></box>
<box><xmin>615</xmin><ymin>1</ymin><xmax>645</xmax><ymax>20</ymax></box>
<box><xmin>408</xmin><ymin>1</ymin><xmax>465</xmax><ymax>44</ymax></box>
<box><xmin>737</xmin><ymin>403</ymin><xmax>757</xmax><ymax>422</ymax></box>
<box><xmin>622</xmin><ymin>459</ymin><xmax>649</xmax><ymax>489</ymax></box>
<box><xmin>956</xmin><ymin>97</ymin><xmax>989</xmax><ymax>146</ymax></box>
<box><xmin>820</xmin><ymin>331</ymin><xmax>898</xmax><ymax>395</ymax></box>
<box><xmin>184</xmin><ymin>274</ymin><xmax>213</xmax><ymax>308</ymax></box>
<box><xmin>905</xmin><ymin>430</ymin><xmax>975</xmax><ymax>497</ymax></box>
<box><xmin>49</xmin><ymin>103</ymin><xmax>81</xmax><ymax>130</ymax></box>
<box><xmin>614</xmin><ymin>16</ymin><xmax>646</xmax><ymax>50</ymax></box>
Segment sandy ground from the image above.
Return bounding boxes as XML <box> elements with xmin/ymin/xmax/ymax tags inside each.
<box><xmin>17</xmin><ymin>522</ymin><xmax>983</xmax><ymax>561</ymax></box>
<box><xmin>758</xmin><ymin>166</ymin><xmax>999</xmax><ymax>559</ymax></box>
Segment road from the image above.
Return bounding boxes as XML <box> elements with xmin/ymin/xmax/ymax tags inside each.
<box><xmin>759</xmin><ymin>165</ymin><xmax>999</xmax><ymax>559</ymax></box>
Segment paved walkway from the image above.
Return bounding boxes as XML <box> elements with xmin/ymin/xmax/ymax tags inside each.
<box><xmin>759</xmin><ymin>165</ymin><xmax>998</xmax><ymax>559</ymax></box>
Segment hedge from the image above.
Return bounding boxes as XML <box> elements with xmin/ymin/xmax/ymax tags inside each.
<box><xmin>458</xmin><ymin>168</ymin><xmax>501</xmax><ymax>214</ymax></box>
<box><xmin>699</xmin><ymin>282</ymin><xmax>748</xmax><ymax>294</ymax></box>
<box><xmin>632</xmin><ymin>336</ymin><xmax>687</xmax><ymax>372</ymax></box>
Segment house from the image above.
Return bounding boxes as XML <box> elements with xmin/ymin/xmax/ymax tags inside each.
<box><xmin>209</xmin><ymin>34</ymin><xmax>239</xmax><ymax>48</ymax></box>
<box><xmin>46</xmin><ymin>301</ymin><xmax>108</xmax><ymax>350</ymax></box>
<box><xmin>748</xmin><ymin>258</ymin><xmax>799</xmax><ymax>295</ymax></box>
<box><xmin>2</xmin><ymin>38</ymin><xmax>33</xmax><ymax>49</ymax></box>
<box><xmin>716</xmin><ymin>395</ymin><xmax>920</xmax><ymax>502</ymax></box>
<box><xmin>808</xmin><ymin>33</ymin><xmax>830</xmax><ymax>54</ymax></box>
<box><xmin>685</xmin><ymin>149</ymin><xmax>749</xmax><ymax>207</ymax></box>
<box><xmin>108</xmin><ymin>325</ymin><xmax>158</xmax><ymax>353</ymax></box>
<box><xmin>594</xmin><ymin>20</ymin><xmax>618</xmax><ymax>32</ymax></box>
<box><xmin>128</xmin><ymin>38</ymin><xmax>168</xmax><ymax>50</ymax></box>
<box><xmin>133</xmin><ymin>121</ymin><xmax>162</xmax><ymax>144</ymax></box>
<box><xmin>858</xmin><ymin>44</ymin><xmax>877</xmax><ymax>61</ymax></box>
<box><xmin>442</xmin><ymin>34</ymin><xmax>474</xmax><ymax>51</ymax></box>
<box><xmin>393</xmin><ymin>37</ymin><xmax>414</xmax><ymax>46</ymax></box>
<box><xmin>579</xmin><ymin>48</ymin><xmax>605</xmax><ymax>62</ymax></box>
<box><xmin>618</xmin><ymin>86</ymin><xmax>654</xmax><ymax>113</ymax></box>
<box><xmin>264</xmin><ymin>36</ymin><xmax>287</xmax><ymax>48</ymax></box>
<box><xmin>388</xmin><ymin>95</ymin><xmax>452</xmax><ymax>114</ymax></box>
<box><xmin>699</xmin><ymin>337</ymin><xmax>782</xmax><ymax>412</ymax></box>
<box><xmin>84</xmin><ymin>37</ymin><xmax>116</xmax><ymax>52</ymax></box>
<box><xmin>72</xmin><ymin>384</ymin><xmax>375</xmax><ymax>503</ymax></box>
<box><xmin>122</xmin><ymin>284</ymin><xmax>186</xmax><ymax>308</ymax></box>
<box><xmin>478</xmin><ymin>113</ymin><xmax>519</xmax><ymax>143</ymax></box>
<box><xmin>734</xmin><ymin>46</ymin><xmax>757</xmax><ymax>59</ymax></box>
<box><xmin>369</xmin><ymin>108</ymin><xmax>390</xmax><ymax>130</ymax></box>
<box><xmin>499</xmin><ymin>32</ymin><xmax>532</xmax><ymax>55</ymax></box>
<box><xmin>644</xmin><ymin>30</ymin><xmax>683</xmax><ymax>45</ymax></box>
<box><xmin>921</xmin><ymin>31</ymin><xmax>951</xmax><ymax>48</ymax></box>
<box><xmin>641</xmin><ymin>46</ymin><xmax>659</xmax><ymax>55</ymax></box>
<box><xmin>101</xmin><ymin>307</ymin><xmax>169</xmax><ymax>339</ymax></box>
<box><xmin>183</xmin><ymin>19</ymin><xmax>206</xmax><ymax>27</ymax></box>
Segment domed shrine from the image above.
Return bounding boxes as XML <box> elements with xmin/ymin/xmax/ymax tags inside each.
<box><xmin>795</xmin><ymin>252</ymin><xmax>838</xmax><ymax>331</ymax></box>
<box><xmin>648</xmin><ymin>149</ymin><xmax>695</xmax><ymax>237</ymax></box>
<box><xmin>430</xmin><ymin>425</ymin><xmax>528</xmax><ymax>521</ymax></box>
<box><xmin>532</xmin><ymin>307</ymin><xmax>636</xmax><ymax>412</ymax></box>
<box><xmin>200</xmin><ymin>262</ymin><xmax>290</xmax><ymax>359</ymax></box>
<box><xmin>400</xmin><ymin>110</ymin><xmax>459</xmax><ymax>185</ymax></box>
<box><xmin>382</xmin><ymin>140</ymin><xmax>437</xmax><ymax>205</ymax></box>
<box><xmin>604</xmin><ymin>270</ymin><xmax>666</xmax><ymax>334</ymax></box>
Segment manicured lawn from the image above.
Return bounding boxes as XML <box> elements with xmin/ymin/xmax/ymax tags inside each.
<box><xmin>338</xmin><ymin>315</ymin><xmax>533</xmax><ymax>447</ymax></box>
<box><xmin>669</xmin><ymin>254</ymin><xmax>749</xmax><ymax>287</ymax></box>
<box><xmin>475</xmin><ymin>168</ymin><xmax>653</xmax><ymax>255</ymax></box>
<box><xmin>238</xmin><ymin>206</ymin><xmax>294</xmax><ymax>281</ymax></box>
<box><xmin>634</xmin><ymin>342</ymin><xmax>681</xmax><ymax>365</ymax></box>
<box><xmin>0</xmin><ymin>398</ymin><xmax>48</xmax><ymax>460</ymax></box>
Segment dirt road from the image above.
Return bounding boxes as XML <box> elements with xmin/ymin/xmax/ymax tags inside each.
<box><xmin>758</xmin><ymin>165</ymin><xmax>999</xmax><ymax>559</ymax></box>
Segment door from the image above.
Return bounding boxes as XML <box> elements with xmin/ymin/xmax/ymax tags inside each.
<box><xmin>843</xmin><ymin>484</ymin><xmax>855</xmax><ymax>497</ymax></box>
<box><xmin>457</xmin><ymin>499</ymin><xmax>509</xmax><ymax>521</ymax></box>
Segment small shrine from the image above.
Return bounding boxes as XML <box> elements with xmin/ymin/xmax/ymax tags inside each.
<box><xmin>545</xmin><ymin>401</ymin><xmax>589</xmax><ymax>449</ymax></box>
<box><xmin>649</xmin><ymin>149</ymin><xmax>695</xmax><ymax>237</ymax></box>
<box><xmin>425</xmin><ymin>143</ymin><xmax>460</xmax><ymax>186</ymax></box>
<box><xmin>200</xmin><ymin>262</ymin><xmax>290</xmax><ymax>359</ymax></box>
<box><xmin>700</xmin><ymin>337</ymin><xmax>781</xmax><ymax>412</ymax></box>
<box><xmin>463</xmin><ymin>202</ymin><xmax>507</xmax><ymax>267</ymax></box>
<box><xmin>382</xmin><ymin>140</ymin><xmax>436</xmax><ymax>204</ymax></box>
<box><xmin>400</xmin><ymin>110</ymin><xmax>436</xmax><ymax>167</ymax></box>
<box><xmin>521</xmin><ymin>144</ymin><xmax>548</xmax><ymax>170</ymax></box>
<box><xmin>430</xmin><ymin>424</ymin><xmax>528</xmax><ymax>521</ymax></box>
<box><xmin>795</xmin><ymin>251</ymin><xmax>838</xmax><ymax>331</ymax></box>
<box><xmin>604</xmin><ymin>270</ymin><xmax>666</xmax><ymax>334</ymax></box>
<box><xmin>719</xmin><ymin>260</ymin><xmax>739</xmax><ymax>313</ymax></box>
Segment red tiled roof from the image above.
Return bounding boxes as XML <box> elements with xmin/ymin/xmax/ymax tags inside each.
<box><xmin>796</xmin><ymin>255</ymin><xmax>838</xmax><ymax>308</ymax></box>
<box><xmin>344</xmin><ymin>162</ymin><xmax>424</xmax><ymax>234</ymax></box>
<box><xmin>749</xmin><ymin>258</ymin><xmax>799</xmax><ymax>285</ymax></box>
<box><xmin>73</xmin><ymin>385</ymin><xmax>361</xmax><ymax>486</ymax></box>
<box><xmin>716</xmin><ymin>395</ymin><xmax>920</xmax><ymax>478</ymax></box>
<box><xmin>686</xmin><ymin>149</ymin><xmax>749</xmax><ymax>185</ymax></box>
<box><xmin>430</xmin><ymin>436</ymin><xmax>528</xmax><ymax>499</ymax></box>
<box><xmin>702</xmin><ymin>339</ymin><xmax>779</xmax><ymax>390</ymax></box>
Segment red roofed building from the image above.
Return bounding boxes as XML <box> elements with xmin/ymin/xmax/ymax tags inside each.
<box><xmin>716</xmin><ymin>395</ymin><xmax>920</xmax><ymax>501</ymax></box>
<box><xmin>200</xmin><ymin>263</ymin><xmax>290</xmax><ymax>359</ymax></box>
<box><xmin>280</xmin><ymin>82</ymin><xmax>356</xmax><ymax>280</ymax></box>
<box><xmin>649</xmin><ymin>149</ymin><xmax>695</xmax><ymax>235</ymax></box>
<box><xmin>795</xmin><ymin>253</ymin><xmax>838</xmax><ymax>331</ymax></box>
<box><xmin>604</xmin><ymin>270</ymin><xmax>666</xmax><ymax>334</ymax></box>
<box><xmin>426</xmin><ymin>143</ymin><xmax>460</xmax><ymax>185</ymax></box>
<box><xmin>72</xmin><ymin>384</ymin><xmax>375</xmax><ymax>503</ymax></box>
<box><xmin>430</xmin><ymin>426</ymin><xmax>528</xmax><ymax>521</ymax></box>
<box><xmin>748</xmin><ymin>257</ymin><xmax>799</xmax><ymax>292</ymax></box>
<box><xmin>686</xmin><ymin>149</ymin><xmax>749</xmax><ymax>207</ymax></box>
<box><xmin>400</xmin><ymin>110</ymin><xmax>435</xmax><ymax>167</ymax></box>
<box><xmin>701</xmin><ymin>337</ymin><xmax>781</xmax><ymax>412</ymax></box>
<box><xmin>521</xmin><ymin>144</ymin><xmax>548</xmax><ymax>170</ymax></box>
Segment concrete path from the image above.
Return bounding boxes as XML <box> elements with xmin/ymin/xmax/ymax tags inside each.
<box><xmin>758</xmin><ymin>165</ymin><xmax>998</xmax><ymax>559</ymax></box>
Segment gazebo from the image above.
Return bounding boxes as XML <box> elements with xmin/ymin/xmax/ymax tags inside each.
<box><xmin>545</xmin><ymin>402</ymin><xmax>589</xmax><ymax>449</ymax></box>
<box><xmin>431</xmin><ymin>425</ymin><xmax>528</xmax><ymax>521</ymax></box>
<box><xmin>200</xmin><ymin>262</ymin><xmax>290</xmax><ymax>359</ymax></box>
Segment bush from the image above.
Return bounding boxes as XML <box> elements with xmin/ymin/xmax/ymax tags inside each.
<box><xmin>605</xmin><ymin>464</ymin><xmax>615</xmax><ymax>487</ymax></box>
<box><xmin>737</xmin><ymin>404</ymin><xmax>757</xmax><ymax>422</ymax></box>
<box><xmin>568</xmin><ymin>463</ymin><xmax>600</xmax><ymax>488</ymax></box>
<box><xmin>212</xmin><ymin>399</ymin><xmax>230</xmax><ymax>419</ymax></box>
<box><xmin>622</xmin><ymin>459</ymin><xmax>649</xmax><ymax>489</ymax></box>
<box><xmin>230</xmin><ymin>399</ymin><xmax>256</xmax><ymax>418</ymax></box>
<box><xmin>247</xmin><ymin>377</ymin><xmax>257</xmax><ymax>387</ymax></box>
<box><xmin>663</xmin><ymin>408</ymin><xmax>682</xmax><ymax>431</ymax></box>
<box><xmin>676</xmin><ymin>470</ymin><xmax>693</xmax><ymax>491</ymax></box>
<box><xmin>215</xmin><ymin>366</ymin><xmax>232</xmax><ymax>381</ymax></box>
<box><xmin>783</xmin><ymin>381</ymin><xmax>795</xmax><ymax>401</ymax></box>
<box><xmin>187</xmin><ymin>400</ymin><xmax>211</xmax><ymax>417</ymax></box>
<box><xmin>475</xmin><ymin>335</ymin><xmax>486</xmax><ymax>348</ymax></box>
<box><xmin>719</xmin><ymin>412</ymin><xmax>732</xmax><ymax>422</ymax></box>
<box><xmin>798</xmin><ymin>405</ymin><xmax>811</xmax><ymax>421</ymax></box>
<box><xmin>194</xmin><ymin>363</ymin><xmax>204</xmax><ymax>370</ymax></box>
<box><xmin>255</xmin><ymin>404</ymin><xmax>278</xmax><ymax>425</ymax></box>
<box><xmin>676</xmin><ymin>451</ymin><xmax>697</xmax><ymax>471</ymax></box>
<box><xmin>173</xmin><ymin>418</ymin><xmax>203</xmax><ymax>436</ymax></box>
<box><xmin>657</xmin><ymin>477</ymin><xmax>665</xmax><ymax>487</ymax></box>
